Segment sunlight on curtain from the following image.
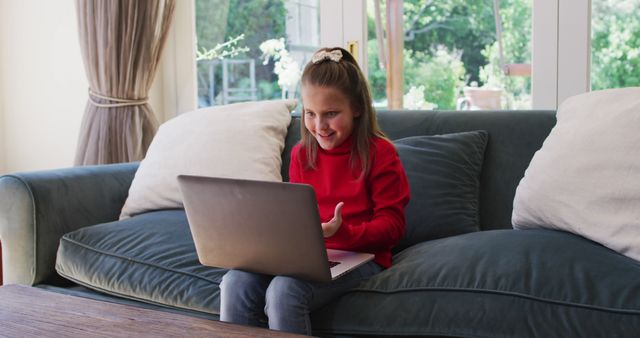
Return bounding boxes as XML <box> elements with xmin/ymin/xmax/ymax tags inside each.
<box><xmin>74</xmin><ymin>0</ymin><xmax>176</xmax><ymax>165</ymax></box>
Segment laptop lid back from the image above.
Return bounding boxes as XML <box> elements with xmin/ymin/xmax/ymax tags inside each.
<box><xmin>178</xmin><ymin>175</ymin><xmax>332</xmax><ymax>282</ymax></box>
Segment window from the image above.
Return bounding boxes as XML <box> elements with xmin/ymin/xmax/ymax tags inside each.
<box><xmin>175</xmin><ymin>0</ymin><xmax>602</xmax><ymax>113</ymax></box>
<box><xmin>366</xmin><ymin>0</ymin><xmax>532</xmax><ymax>110</ymax></box>
<box><xmin>195</xmin><ymin>0</ymin><xmax>320</xmax><ymax>108</ymax></box>
<box><xmin>591</xmin><ymin>0</ymin><xmax>640</xmax><ymax>90</ymax></box>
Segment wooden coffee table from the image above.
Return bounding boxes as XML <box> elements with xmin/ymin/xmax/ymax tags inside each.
<box><xmin>0</xmin><ymin>285</ymin><xmax>306</xmax><ymax>337</ymax></box>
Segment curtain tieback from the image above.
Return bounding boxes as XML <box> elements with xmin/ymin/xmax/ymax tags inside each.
<box><xmin>88</xmin><ymin>89</ymin><xmax>148</xmax><ymax>108</ymax></box>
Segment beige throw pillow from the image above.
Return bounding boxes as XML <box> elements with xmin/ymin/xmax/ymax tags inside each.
<box><xmin>512</xmin><ymin>87</ymin><xmax>640</xmax><ymax>261</ymax></box>
<box><xmin>120</xmin><ymin>99</ymin><xmax>296</xmax><ymax>219</ymax></box>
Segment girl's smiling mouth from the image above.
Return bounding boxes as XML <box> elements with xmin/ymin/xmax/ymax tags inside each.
<box><xmin>318</xmin><ymin>132</ymin><xmax>335</xmax><ymax>138</ymax></box>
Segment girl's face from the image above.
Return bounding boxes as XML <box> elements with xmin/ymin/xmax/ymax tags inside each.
<box><xmin>301</xmin><ymin>84</ymin><xmax>360</xmax><ymax>150</ymax></box>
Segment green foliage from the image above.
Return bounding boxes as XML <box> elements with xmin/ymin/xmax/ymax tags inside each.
<box><xmin>479</xmin><ymin>0</ymin><xmax>532</xmax><ymax>108</ymax></box>
<box><xmin>258</xmin><ymin>80</ymin><xmax>280</xmax><ymax>100</ymax></box>
<box><xmin>591</xmin><ymin>0</ymin><xmax>640</xmax><ymax>90</ymax></box>
<box><xmin>196</xmin><ymin>0</ymin><xmax>231</xmax><ymax>49</ymax></box>
<box><xmin>400</xmin><ymin>0</ymin><xmax>496</xmax><ymax>83</ymax></box>
<box><xmin>367</xmin><ymin>39</ymin><xmax>387</xmax><ymax>105</ymax></box>
<box><xmin>223</xmin><ymin>0</ymin><xmax>287</xmax><ymax>60</ymax></box>
<box><xmin>404</xmin><ymin>47</ymin><xmax>466</xmax><ymax>110</ymax></box>
<box><xmin>367</xmin><ymin>40</ymin><xmax>465</xmax><ymax>109</ymax></box>
<box><xmin>196</xmin><ymin>0</ymin><xmax>287</xmax><ymax>101</ymax></box>
<box><xmin>480</xmin><ymin>44</ymin><xmax>531</xmax><ymax>109</ymax></box>
<box><xmin>496</xmin><ymin>0</ymin><xmax>531</xmax><ymax>64</ymax></box>
<box><xmin>197</xmin><ymin>0</ymin><xmax>286</xmax><ymax>56</ymax></box>
<box><xmin>368</xmin><ymin>0</ymin><xmax>533</xmax><ymax>109</ymax></box>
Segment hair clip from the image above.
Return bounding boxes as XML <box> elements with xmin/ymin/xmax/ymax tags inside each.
<box><xmin>311</xmin><ymin>49</ymin><xmax>343</xmax><ymax>64</ymax></box>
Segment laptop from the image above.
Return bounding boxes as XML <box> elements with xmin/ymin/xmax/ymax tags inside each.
<box><xmin>177</xmin><ymin>175</ymin><xmax>375</xmax><ymax>283</ymax></box>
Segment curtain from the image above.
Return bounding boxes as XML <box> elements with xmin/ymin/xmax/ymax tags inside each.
<box><xmin>74</xmin><ymin>0</ymin><xmax>176</xmax><ymax>165</ymax></box>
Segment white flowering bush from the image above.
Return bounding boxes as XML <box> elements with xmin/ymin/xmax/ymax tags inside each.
<box><xmin>404</xmin><ymin>85</ymin><xmax>437</xmax><ymax>110</ymax></box>
<box><xmin>259</xmin><ymin>38</ymin><xmax>301</xmax><ymax>98</ymax></box>
<box><xmin>259</xmin><ymin>38</ymin><xmax>286</xmax><ymax>60</ymax></box>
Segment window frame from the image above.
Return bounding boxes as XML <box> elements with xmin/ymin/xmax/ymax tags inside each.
<box><xmin>534</xmin><ymin>0</ymin><xmax>591</xmax><ymax>109</ymax></box>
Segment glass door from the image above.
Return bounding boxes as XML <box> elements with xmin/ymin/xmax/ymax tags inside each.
<box><xmin>365</xmin><ymin>0</ymin><xmax>532</xmax><ymax>110</ymax></box>
<box><xmin>195</xmin><ymin>0</ymin><xmax>320</xmax><ymax>108</ymax></box>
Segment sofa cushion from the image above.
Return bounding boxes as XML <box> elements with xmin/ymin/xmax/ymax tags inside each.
<box><xmin>513</xmin><ymin>87</ymin><xmax>640</xmax><ymax>262</ymax></box>
<box><xmin>58</xmin><ymin>216</ymin><xmax>640</xmax><ymax>336</ymax></box>
<box><xmin>312</xmin><ymin>229</ymin><xmax>640</xmax><ymax>337</ymax></box>
<box><xmin>120</xmin><ymin>99</ymin><xmax>296</xmax><ymax>219</ymax></box>
<box><xmin>55</xmin><ymin>210</ymin><xmax>225</xmax><ymax>316</ymax></box>
<box><xmin>394</xmin><ymin>131</ymin><xmax>488</xmax><ymax>250</ymax></box>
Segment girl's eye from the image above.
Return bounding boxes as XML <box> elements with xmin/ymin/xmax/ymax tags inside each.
<box><xmin>305</xmin><ymin>111</ymin><xmax>315</xmax><ymax>117</ymax></box>
<box><xmin>327</xmin><ymin>111</ymin><xmax>338</xmax><ymax>117</ymax></box>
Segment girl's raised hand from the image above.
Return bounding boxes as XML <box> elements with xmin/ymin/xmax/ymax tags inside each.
<box><xmin>321</xmin><ymin>202</ymin><xmax>344</xmax><ymax>237</ymax></box>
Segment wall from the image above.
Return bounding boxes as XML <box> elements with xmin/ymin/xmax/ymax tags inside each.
<box><xmin>0</xmin><ymin>50</ymin><xmax>5</xmax><ymax>174</ymax></box>
<box><xmin>0</xmin><ymin>0</ymin><xmax>168</xmax><ymax>175</ymax></box>
<box><xmin>0</xmin><ymin>0</ymin><xmax>87</xmax><ymax>174</ymax></box>
<box><xmin>0</xmin><ymin>98</ymin><xmax>5</xmax><ymax>175</ymax></box>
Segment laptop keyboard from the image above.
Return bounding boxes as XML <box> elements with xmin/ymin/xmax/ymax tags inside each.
<box><xmin>328</xmin><ymin>260</ymin><xmax>341</xmax><ymax>268</ymax></box>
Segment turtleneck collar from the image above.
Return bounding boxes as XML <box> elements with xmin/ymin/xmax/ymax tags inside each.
<box><xmin>318</xmin><ymin>134</ymin><xmax>354</xmax><ymax>155</ymax></box>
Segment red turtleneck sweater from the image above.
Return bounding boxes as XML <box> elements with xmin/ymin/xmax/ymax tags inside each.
<box><xmin>289</xmin><ymin>136</ymin><xmax>410</xmax><ymax>268</ymax></box>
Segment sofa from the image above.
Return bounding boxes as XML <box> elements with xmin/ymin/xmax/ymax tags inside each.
<box><xmin>2</xmin><ymin>109</ymin><xmax>640</xmax><ymax>337</ymax></box>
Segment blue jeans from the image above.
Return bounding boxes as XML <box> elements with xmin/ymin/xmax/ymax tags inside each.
<box><xmin>219</xmin><ymin>261</ymin><xmax>382</xmax><ymax>335</ymax></box>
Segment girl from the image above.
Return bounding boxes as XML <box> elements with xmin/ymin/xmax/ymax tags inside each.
<box><xmin>219</xmin><ymin>47</ymin><xmax>410</xmax><ymax>335</ymax></box>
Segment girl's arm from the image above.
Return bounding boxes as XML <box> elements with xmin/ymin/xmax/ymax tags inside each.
<box><xmin>288</xmin><ymin>145</ymin><xmax>303</xmax><ymax>183</ymax></box>
<box><xmin>329</xmin><ymin>141</ymin><xmax>410</xmax><ymax>252</ymax></box>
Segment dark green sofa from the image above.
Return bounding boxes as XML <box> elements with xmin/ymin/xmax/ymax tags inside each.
<box><xmin>2</xmin><ymin>110</ymin><xmax>639</xmax><ymax>337</ymax></box>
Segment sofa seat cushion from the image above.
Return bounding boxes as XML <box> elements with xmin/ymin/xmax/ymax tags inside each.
<box><xmin>55</xmin><ymin>210</ymin><xmax>225</xmax><ymax>316</ymax></box>
<box><xmin>312</xmin><ymin>229</ymin><xmax>640</xmax><ymax>337</ymax></box>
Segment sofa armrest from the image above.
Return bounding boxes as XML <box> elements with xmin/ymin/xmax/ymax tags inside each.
<box><xmin>0</xmin><ymin>162</ymin><xmax>139</xmax><ymax>285</ymax></box>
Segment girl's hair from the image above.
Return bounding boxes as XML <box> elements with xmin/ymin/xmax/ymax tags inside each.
<box><xmin>300</xmin><ymin>47</ymin><xmax>387</xmax><ymax>177</ymax></box>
